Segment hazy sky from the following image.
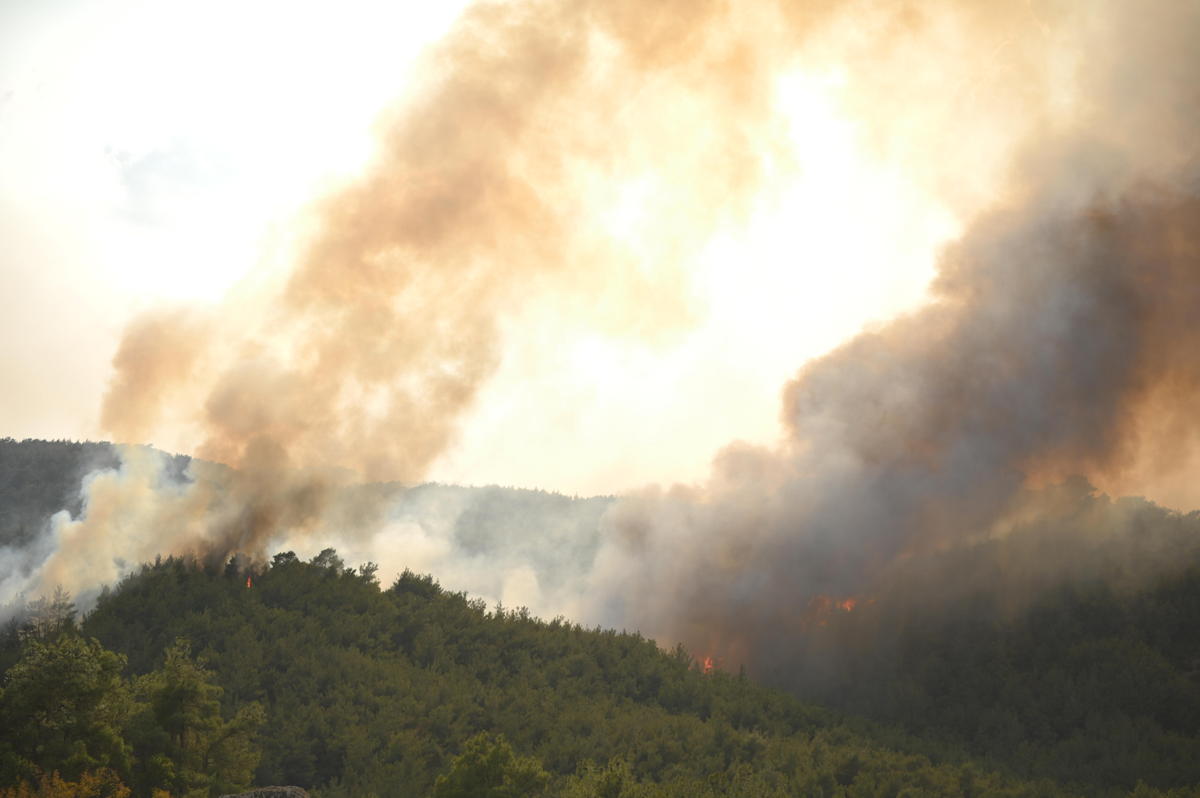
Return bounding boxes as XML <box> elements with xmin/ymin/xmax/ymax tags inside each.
<box><xmin>1</xmin><ymin>0</ymin><xmax>468</xmax><ymax>435</ymax></box>
<box><xmin>1</xmin><ymin>0</ymin><xmax>974</xmax><ymax>495</ymax></box>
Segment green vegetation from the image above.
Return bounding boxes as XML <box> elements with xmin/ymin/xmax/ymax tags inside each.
<box><xmin>0</xmin><ymin>552</ymin><xmax>1117</xmax><ymax>798</ymax></box>
<box><xmin>1</xmin><ymin>441</ymin><xmax>1198</xmax><ymax>796</ymax></box>
<box><xmin>126</xmin><ymin>639</ymin><xmax>263</xmax><ymax>797</ymax></box>
<box><xmin>430</xmin><ymin>733</ymin><xmax>548</xmax><ymax>798</ymax></box>
<box><xmin>799</xmin><ymin>568</ymin><xmax>1200</xmax><ymax>792</ymax></box>
<box><xmin>772</xmin><ymin>490</ymin><xmax>1200</xmax><ymax>794</ymax></box>
<box><xmin>0</xmin><ymin>621</ymin><xmax>260</xmax><ymax>797</ymax></box>
<box><xmin>0</xmin><ymin>634</ymin><xmax>131</xmax><ymax>783</ymax></box>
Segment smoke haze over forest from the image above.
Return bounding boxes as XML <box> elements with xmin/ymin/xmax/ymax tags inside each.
<box><xmin>2</xmin><ymin>0</ymin><xmax>1199</xmax><ymax>681</ymax></box>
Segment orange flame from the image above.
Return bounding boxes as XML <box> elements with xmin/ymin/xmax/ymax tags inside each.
<box><xmin>802</xmin><ymin>594</ymin><xmax>871</xmax><ymax>629</ymax></box>
<box><xmin>701</xmin><ymin>655</ymin><xmax>715</xmax><ymax>675</ymax></box>
<box><xmin>246</xmin><ymin>575</ymin><xmax>252</xmax><ymax>589</ymax></box>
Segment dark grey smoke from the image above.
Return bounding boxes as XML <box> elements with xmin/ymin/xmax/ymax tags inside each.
<box><xmin>584</xmin><ymin>0</ymin><xmax>1200</xmax><ymax>672</ymax></box>
<box><xmin>588</xmin><ymin>184</ymin><xmax>1200</xmax><ymax>673</ymax></box>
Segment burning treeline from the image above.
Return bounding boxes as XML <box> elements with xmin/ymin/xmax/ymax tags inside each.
<box><xmin>24</xmin><ymin>0</ymin><xmax>1200</xmax><ymax>678</ymax></box>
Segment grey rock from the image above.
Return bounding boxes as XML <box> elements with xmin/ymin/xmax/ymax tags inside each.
<box><xmin>219</xmin><ymin>788</ymin><xmax>308</xmax><ymax>798</ymax></box>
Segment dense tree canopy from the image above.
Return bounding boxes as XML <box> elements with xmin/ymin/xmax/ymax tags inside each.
<box><xmin>0</xmin><ymin>635</ymin><xmax>131</xmax><ymax>783</ymax></box>
<box><xmin>2</xmin><ymin>441</ymin><xmax>1200</xmax><ymax>795</ymax></box>
<box><xmin>430</xmin><ymin>733</ymin><xmax>548</xmax><ymax>798</ymax></box>
<box><xmin>2</xmin><ymin>549</ymin><xmax>1196</xmax><ymax>796</ymax></box>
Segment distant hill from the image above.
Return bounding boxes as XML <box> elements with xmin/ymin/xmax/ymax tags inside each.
<box><xmin>790</xmin><ymin>558</ymin><xmax>1200</xmax><ymax>790</ymax></box>
<box><xmin>0</xmin><ymin>438</ymin><xmax>613</xmax><ymax>613</ymax></box>
<box><xmin>0</xmin><ymin>438</ymin><xmax>124</xmax><ymax>548</ymax></box>
<box><xmin>0</xmin><ymin>439</ymin><xmax>611</xmax><ymax>553</ymax></box>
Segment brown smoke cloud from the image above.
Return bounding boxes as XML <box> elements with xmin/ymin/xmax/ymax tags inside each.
<box><xmin>93</xmin><ymin>0</ymin><xmax>839</xmax><ymax>561</ymax></box>
<box><xmin>102</xmin><ymin>0</ymin><xmax>1074</xmax><ymax>483</ymax></box>
<box><xmin>94</xmin><ymin>0</ymin><xmax>987</xmax><ymax>560</ymax></box>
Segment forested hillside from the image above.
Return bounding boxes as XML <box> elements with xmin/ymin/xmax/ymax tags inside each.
<box><xmin>793</xmin><ymin>564</ymin><xmax>1200</xmax><ymax>790</ymax></box>
<box><xmin>3</xmin><ymin>442</ymin><xmax>1200</xmax><ymax>796</ymax></box>
<box><xmin>0</xmin><ymin>553</ymin><xmax>1124</xmax><ymax>798</ymax></box>
<box><xmin>735</xmin><ymin>487</ymin><xmax>1200</xmax><ymax>793</ymax></box>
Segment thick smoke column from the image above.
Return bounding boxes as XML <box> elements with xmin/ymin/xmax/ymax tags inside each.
<box><xmin>91</xmin><ymin>0</ymin><xmax>1039</xmax><ymax>564</ymax></box>
<box><xmin>586</xmin><ymin>1</ymin><xmax>1200</xmax><ymax>674</ymax></box>
<box><xmin>92</xmin><ymin>0</ymin><xmax>822</xmax><ymax>562</ymax></box>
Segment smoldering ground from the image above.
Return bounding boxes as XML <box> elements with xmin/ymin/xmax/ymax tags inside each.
<box><xmin>6</xmin><ymin>0</ymin><xmax>1200</xmax><ymax>680</ymax></box>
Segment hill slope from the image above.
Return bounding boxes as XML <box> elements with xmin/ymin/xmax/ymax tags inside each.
<box><xmin>3</xmin><ymin>440</ymin><xmax>1200</xmax><ymax>795</ymax></box>
<box><xmin>1</xmin><ymin>554</ymin><xmax>1102</xmax><ymax>797</ymax></box>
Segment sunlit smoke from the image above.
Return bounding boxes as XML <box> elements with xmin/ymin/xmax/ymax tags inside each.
<box><xmin>5</xmin><ymin>0</ymin><xmax>1199</xmax><ymax>679</ymax></box>
<box><xmin>92</xmin><ymin>0</ymin><xmax>828</xmax><ymax>565</ymax></box>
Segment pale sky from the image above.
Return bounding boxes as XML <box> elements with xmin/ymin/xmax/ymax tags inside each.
<box><xmin>0</xmin><ymin>0</ymin><xmax>973</xmax><ymax>496</ymax></box>
<box><xmin>1</xmin><ymin>0</ymin><xmax>471</xmax><ymax>435</ymax></box>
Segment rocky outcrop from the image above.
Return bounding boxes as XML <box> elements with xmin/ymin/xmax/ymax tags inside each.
<box><xmin>219</xmin><ymin>788</ymin><xmax>308</xmax><ymax>798</ymax></box>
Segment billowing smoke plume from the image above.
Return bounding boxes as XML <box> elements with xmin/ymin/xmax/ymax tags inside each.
<box><xmin>91</xmin><ymin>0</ymin><xmax>822</xmax><ymax>564</ymax></box>
<box><xmin>589</xmin><ymin>186</ymin><xmax>1200</xmax><ymax>672</ymax></box>
<box><xmin>5</xmin><ymin>0</ymin><xmax>1199</xmax><ymax>670</ymax></box>
<box><xmin>77</xmin><ymin>0</ymin><xmax>998</xmax><ymax>569</ymax></box>
<box><xmin>583</xmin><ymin>0</ymin><xmax>1200</xmax><ymax>674</ymax></box>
